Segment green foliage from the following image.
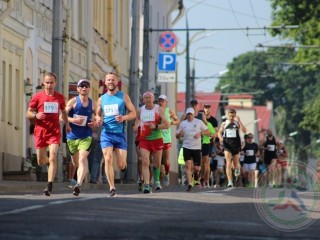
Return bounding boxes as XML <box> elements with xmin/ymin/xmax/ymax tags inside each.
<box><xmin>215</xmin><ymin>47</ymin><xmax>317</xmax><ymax>145</ymax></box>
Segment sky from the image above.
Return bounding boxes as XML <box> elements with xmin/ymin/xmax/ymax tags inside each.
<box><xmin>173</xmin><ymin>0</ymin><xmax>286</xmax><ymax>93</ymax></box>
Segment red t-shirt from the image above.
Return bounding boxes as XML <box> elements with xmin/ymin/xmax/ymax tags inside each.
<box><xmin>29</xmin><ymin>91</ymin><xmax>66</xmax><ymax>131</ymax></box>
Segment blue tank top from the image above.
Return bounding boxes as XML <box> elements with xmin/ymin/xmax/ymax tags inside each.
<box><xmin>101</xmin><ymin>91</ymin><xmax>126</xmax><ymax>133</ymax></box>
<box><xmin>67</xmin><ymin>96</ymin><xmax>93</xmax><ymax>140</ymax></box>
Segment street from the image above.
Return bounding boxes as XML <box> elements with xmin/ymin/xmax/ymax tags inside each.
<box><xmin>0</xmin><ymin>184</ymin><xmax>319</xmax><ymax>239</ymax></box>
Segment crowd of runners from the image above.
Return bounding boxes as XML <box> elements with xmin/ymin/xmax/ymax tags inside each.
<box><xmin>26</xmin><ymin>72</ymin><xmax>289</xmax><ymax>196</ymax></box>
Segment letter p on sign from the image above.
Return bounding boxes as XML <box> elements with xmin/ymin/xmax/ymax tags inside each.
<box><xmin>158</xmin><ymin>53</ymin><xmax>177</xmax><ymax>72</ymax></box>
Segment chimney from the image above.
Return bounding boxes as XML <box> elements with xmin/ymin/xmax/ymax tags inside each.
<box><xmin>266</xmin><ymin>100</ymin><xmax>273</xmax><ymax>110</ymax></box>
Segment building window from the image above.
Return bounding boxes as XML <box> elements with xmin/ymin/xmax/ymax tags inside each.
<box><xmin>8</xmin><ymin>64</ymin><xmax>13</xmax><ymax>125</ymax></box>
<box><xmin>1</xmin><ymin>61</ymin><xmax>6</xmax><ymax>122</ymax></box>
<box><xmin>15</xmin><ymin>69</ymin><xmax>21</xmax><ymax>129</ymax></box>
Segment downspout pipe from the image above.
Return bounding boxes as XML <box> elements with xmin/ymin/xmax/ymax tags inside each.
<box><xmin>62</xmin><ymin>0</ymin><xmax>71</xmax><ymax>97</ymax></box>
<box><xmin>107</xmin><ymin>1</ymin><xmax>118</xmax><ymax>71</ymax></box>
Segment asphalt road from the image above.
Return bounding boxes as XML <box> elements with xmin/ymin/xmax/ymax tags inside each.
<box><xmin>0</xmin><ymin>184</ymin><xmax>319</xmax><ymax>240</ymax></box>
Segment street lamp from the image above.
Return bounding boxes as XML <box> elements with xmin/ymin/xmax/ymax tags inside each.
<box><xmin>191</xmin><ymin>46</ymin><xmax>217</xmax><ymax>99</ymax></box>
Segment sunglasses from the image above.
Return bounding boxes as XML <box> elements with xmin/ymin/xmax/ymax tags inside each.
<box><xmin>79</xmin><ymin>84</ymin><xmax>90</xmax><ymax>88</ymax></box>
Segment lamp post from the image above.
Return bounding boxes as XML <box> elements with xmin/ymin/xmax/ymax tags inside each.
<box><xmin>191</xmin><ymin>46</ymin><xmax>217</xmax><ymax>99</ymax></box>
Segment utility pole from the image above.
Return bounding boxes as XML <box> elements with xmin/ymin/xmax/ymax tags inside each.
<box><xmin>141</xmin><ymin>0</ymin><xmax>149</xmax><ymax>95</ymax></box>
<box><xmin>185</xmin><ymin>17</ymin><xmax>191</xmax><ymax>107</ymax></box>
<box><xmin>52</xmin><ymin>0</ymin><xmax>64</xmax><ymax>182</ymax></box>
<box><xmin>52</xmin><ymin>0</ymin><xmax>63</xmax><ymax>93</ymax></box>
<box><xmin>127</xmin><ymin>0</ymin><xmax>141</xmax><ymax>183</ymax></box>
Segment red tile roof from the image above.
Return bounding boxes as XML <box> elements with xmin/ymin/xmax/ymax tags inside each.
<box><xmin>254</xmin><ymin>106</ymin><xmax>271</xmax><ymax>141</ymax></box>
<box><xmin>177</xmin><ymin>92</ymin><xmax>221</xmax><ymax>117</ymax></box>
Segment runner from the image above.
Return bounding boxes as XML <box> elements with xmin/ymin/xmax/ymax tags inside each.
<box><xmin>96</xmin><ymin>72</ymin><xmax>136</xmax><ymax>197</ymax></box>
<box><xmin>242</xmin><ymin>133</ymin><xmax>259</xmax><ymax>188</ymax></box>
<box><xmin>26</xmin><ymin>72</ymin><xmax>71</xmax><ymax>196</ymax></box>
<box><xmin>133</xmin><ymin>91</ymin><xmax>170</xmax><ymax>193</ymax></box>
<box><xmin>176</xmin><ymin>107</ymin><xmax>209</xmax><ymax>192</ymax></box>
<box><xmin>64</xmin><ymin>79</ymin><xmax>96</xmax><ymax>196</ymax></box>
<box><xmin>260</xmin><ymin>128</ymin><xmax>279</xmax><ymax>188</ymax></box>
<box><xmin>218</xmin><ymin>109</ymin><xmax>246</xmax><ymax>188</ymax></box>
<box><xmin>157</xmin><ymin>94</ymin><xmax>179</xmax><ymax>187</ymax></box>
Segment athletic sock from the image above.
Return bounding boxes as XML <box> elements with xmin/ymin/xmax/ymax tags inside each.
<box><xmin>153</xmin><ymin>166</ymin><xmax>161</xmax><ymax>183</ymax></box>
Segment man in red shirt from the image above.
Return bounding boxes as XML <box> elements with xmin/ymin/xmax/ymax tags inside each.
<box><xmin>26</xmin><ymin>72</ymin><xmax>71</xmax><ymax>196</ymax></box>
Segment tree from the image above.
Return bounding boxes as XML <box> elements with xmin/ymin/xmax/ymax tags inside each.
<box><xmin>215</xmin><ymin>47</ymin><xmax>315</xmax><ymax>146</ymax></box>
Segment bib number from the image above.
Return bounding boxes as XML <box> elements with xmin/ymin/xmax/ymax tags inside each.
<box><xmin>225</xmin><ymin>129</ymin><xmax>236</xmax><ymax>138</ymax></box>
<box><xmin>73</xmin><ymin>114</ymin><xmax>88</xmax><ymax>126</ymax></box>
<box><xmin>44</xmin><ymin>102</ymin><xmax>58</xmax><ymax>113</ymax></box>
<box><xmin>246</xmin><ymin>150</ymin><xmax>254</xmax><ymax>156</ymax></box>
<box><xmin>103</xmin><ymin>104</ymin><xmax>119</xmax><ymax>117</ymax></box>
<box><xmin>267</xmin><ymin>145</ymin><xmax>275</xmax><ymax>151</ymax></box>
<box><xmin>141</xmin><ymin>112</ymin><xmax>155</xmax><ymax>122</ymax></box>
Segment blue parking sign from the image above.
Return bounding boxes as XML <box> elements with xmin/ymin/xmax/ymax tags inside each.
<box><xmin>158</xmin><ymin>53</ymin><xmax>176</xmax><ymax>71</ymax></box>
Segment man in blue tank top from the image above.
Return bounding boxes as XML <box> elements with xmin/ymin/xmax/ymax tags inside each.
<box><xmin>96</xmin><ymin>72</ymin><xmax>136</xmax><ymax>197</ymax></box>
<box><xmin>65</xmin><ymin>79</ymin><xmax>96</xmax><ymax>196</ymax></box>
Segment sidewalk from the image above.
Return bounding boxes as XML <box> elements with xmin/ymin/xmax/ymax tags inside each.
<box><xmin>0</xmin><ymin>180</ymin><xmax>137</xmax><ymax>194</ymax></box>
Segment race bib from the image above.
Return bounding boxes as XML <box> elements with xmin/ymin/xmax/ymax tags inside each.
<box><xmin>44</xmin><ymin>102</ymin><xmax>58</xmax><ymax>113</ymax></box>
<box><xmin>103</xmin><ymin>104</ymin><xmax>119</xmax><ymax>117</ymax></box>
<box><xmin>267</xmin><ymin>144</ymin><xmax>275</xmax><ymax>151</ymax></box>
<box><xmin>141</xmin><ymin>111</ymin><xmax>155</xmax><ymax>122</ymax></box>
<box><xmin>225</xmin><ymin>129</ymin><xmax>236</xmax><ymax>138</ymax></box>
<box><xmin>73</xmin><ymin>114</ymin><xmax>88</xmax><ymax>126</ymax></box>
<box><xmin>246</xmin><ymin>150</ymin><xmax>254</xmax><ymax>156</ymax></box>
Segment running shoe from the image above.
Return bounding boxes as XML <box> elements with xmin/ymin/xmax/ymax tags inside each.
<box><xmin>138</xmin><ymin>180</ymin><xmax>144</xmax><ymax>191</ymax></box>
<box><xmin>227</xmin><ymin>182</ymin><xmax>234</xmax><ymax>188</ymax></box>
<box><xmin>234</xmin><ymin>168</ymin><xmax>240</xmax><ymax>176</ymax></box>
<box><xmin>73</xmin><ymin>184</ymin><xmax>81</xmax><ymax>196</ymax></box>
<box><xmin>163</xmin><ymin>174</ymin><xmax>170</xmax><ymax>187</ymax></box>
<box><xmin>192</xmin><ymin>179</ymin><xmax>201</xmax><ymax>188</ymax></box>
<box><xmin>155</xmin><ymin>182</ymin><xmax>162</xmax><ymax>190</ymax></box>
<box><xmin>143</xmin><ymin>184</ymin><xmax>151</xmax><ymax>194</ymax></box>
<box><xmin>43</xmin><ymin>184</ymin><xmax>52</xmax><ymax>196</ymax></box>
<box><xmin>43</xmin><ymin>188</ymin><xmax>51</xmax><ymax>196</ymax></box>
<box><xmin>234</xmin><ymin>168</ymin><xmax>240</xmax><ymax>182</ymax></box>
<box><xmin>108</xmin><ymin>188</ymin><xmax>117</xmax><ymax>197</ymax></box>
<box><xmin>186</xmin><ymin>184</ymin><xmax>193</xmax><ymax>192</ymax></box>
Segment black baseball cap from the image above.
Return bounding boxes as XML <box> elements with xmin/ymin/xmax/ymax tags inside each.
<box><xmin>190</xmin><ymin>99</ymin><xmax>198</xmax><ymax>105</ymax></box>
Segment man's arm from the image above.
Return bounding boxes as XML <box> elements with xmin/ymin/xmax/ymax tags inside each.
<box><xmin>157</xmin><ymin>106</ymin><xmax>170</xmax><ymax>129</ymax></box>
<box><xmin>217</xmin><ymin>122</ymin><xmax>226</xmax><ymax>142</ymax></box>
<box><xmin>236</xmin><ymin>115</ymin><xmax>247</xmax><ymax>134</ymax></box>
<box><xmin>133</xmin><ymin>108</ymin><xmax>141</xmax><ymax>132</ymax></box>
<box><xmin>169</xmin><ymin>109</ymin><xmax>180</xmax><ymax>126</ymax></box>
<box><xmin>61</xmin><ymin>108</ymin><xmax>71</xmax><ymax>133</ymax></box>
<box><xmin>122</xmin><ymin>93</ymin><xmax>136</xmax><ymax>121</ymax></box>
<box><xmin>26</xmin><ymin>107</ymin><xmax>37</xmax><ymax>120</ymax></box>
<box><xmin>96</xmin><ymin>97</ymin><xmax>103</xmax><ymax>126</ymax></box>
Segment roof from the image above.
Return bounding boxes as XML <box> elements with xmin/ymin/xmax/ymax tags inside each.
<box><xmin>254</xmin><ymin>105</ymin><xmax>271</xmax><ymax>141</ymax></box>
<box><xmin>177</xmin><ymin>92</ymin><xmax>222</xmax><ymax>117</ymax></box>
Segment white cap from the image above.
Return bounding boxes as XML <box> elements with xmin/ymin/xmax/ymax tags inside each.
<box><xmin>158</xmin><ymin>94</ymin><xmax>167</xmax><ymax>100</ymax></box>
<box><xmin>77</xmin><ymin>79</ymin><xmax>90</xmax><ymax>87</ymax></box>
<box><xmin>186</xmin><ymin>107</ymin><xmax>195</xmax><ymax>115</ymax></box>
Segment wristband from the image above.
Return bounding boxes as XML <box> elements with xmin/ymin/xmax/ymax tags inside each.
<box><xmin>34</xmin><ymin>112</ymin><xmax>37</xmax><ymax>119</ymax></box>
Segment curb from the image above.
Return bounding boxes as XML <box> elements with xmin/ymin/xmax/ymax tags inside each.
<box><xmin>0</xmin><ymin>180</ymin><xmax>138</xmax><ymax>193</ymax></box>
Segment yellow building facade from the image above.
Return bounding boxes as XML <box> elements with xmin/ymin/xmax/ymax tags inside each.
<box><xmin>0</xmin><ymin>0</ymin><xmax>132</xmax><ymax>176</ymax></box>
<box><xmin>0</xmin><ymin>0</ymin><xmax>181</xmax><ymax>183</ymax></box>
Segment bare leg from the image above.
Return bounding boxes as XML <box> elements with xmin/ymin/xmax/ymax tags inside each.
<box><xmin>103</xmin><ymin>147</ymin><xmax>115</xmax><ymax>190</ymax></box>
